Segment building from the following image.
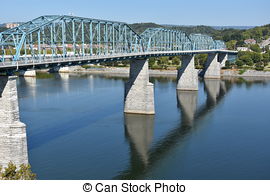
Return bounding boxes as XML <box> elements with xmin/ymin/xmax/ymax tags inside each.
<box><xmin>4</xmin><ymin>23</ymin><xmax>20</xmax><ymax>29</ymax></box>
<box><xmin>259</xmin><ymin>38</ymin><xmax>270</xmax><ymax>48</ymax></box>
<box><xmin>244</xmin><ymin>39</ymin><xmax>256</xmax><ymax>45</ymax></box>
<box><xmin>237</xmin><ymin>47</ymin><xmax>250</xmax><ymax>51</ymax></box>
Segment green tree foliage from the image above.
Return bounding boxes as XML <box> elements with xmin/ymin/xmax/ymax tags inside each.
<box><xmin>239</xmin><ymin>54</ymin><xmax>253</xmax><ymax>66</ymax></box>
<box><xmin>226</xmin><ymin>40</ymin><xmax>237</xmax><ymax>50</ymax></box>
<box><xmin>171</xmin><ymin>56</ymin><xmax>180</xmax><ymax>65</ymax></box>
<box><xmin>0</xmin><ymin>162</ymin><xmax>36</xmax><ymax>180</ymax></box>
<box><xmin>250</xmin><ymin>44</ymin><xmax>262</xmax><ymax>53</ymax></box>
<box><xmin>167</xmin><ymin>25</ymin><xmax>217</xmax><ymax>35</ymax></box>
<box><xmin>157</xmin><ymin>57</ymin><xmax>169</xmax><ymax>65</ymax></box>
<box><xmin>262</xmin><ymin>53</ymin><xmax>270</xmax><ymax>65</ymax></box>
<box><xmin>148</xmin><ymin>57</ymin><xmax>156</xmax><ymax>66</ymax></box>
<box><xmin>250</xmin><ymin>52</ymin><xmax>262</xmax><ymax>63</ymax></box>
<box><xmin>235</xmin><ymin>50</ymin><xmax>270</xmax><ymax>69</ymax></box>
<box><xmin>0</xmin><ymin>26</ymin><xmax>8</xmax><ymax>32</ymax></box>
<box><xmin>129</xmin><ymin>23</ymin><xmax>163</xmax><ymax>34</ymax></box>
<box><xmin>235</xmin><ymin>59</ymin><xmax>244</xmax><ymax>66</ymax></box>
<box><xmin>195</xmin><ymin>54</ymin><xmax>208</xmax><ymax>66</ymax></box>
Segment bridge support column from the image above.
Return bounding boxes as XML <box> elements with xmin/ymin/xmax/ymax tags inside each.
<box><xmin>177</xmin><ymin>55</ymin><xmax>198</xmax><ymax>91</ymax></box>
<box><xmin>218</xmin><ymin>53</ymin><xmax>228</xmax><ymax>68</ymax></box>
<box><xmin>0</xmin><ymin>76</ymin><xmax>28</xmax><ymax>168</ymax></box>
<box><xmin>19</xmin><ymin>70</ymin><xmax>36</xmax><ymax>77</ymax></box>
<box><xmin>58</xmin><ymin>66</ymin><xmax>70</xmax><ymax>73</ymax></box>
<box><xmin>124</xmin><ymin>59</ymin><xmax>155</xmax><ymax>115</ymax></box>
<box><xmin>203</xmin><ymin>53</ymin><xmax>221</xmax><ymax>79</ymax></box>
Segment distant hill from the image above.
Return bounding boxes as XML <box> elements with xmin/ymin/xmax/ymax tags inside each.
<box><xmin>129</xmin><ymin>23</ymin><xmax>163</xmax><ymax>34</ymax></box>
<box><xmin>163</xmin><ymin>24</ymin><xmax>217</xmax><ymax>35</ymax></box>
<box><xmin>162</xmin><ymin>24</ymin><xmax>255</xmax><ymax>30</ymax></box>
<box><xmin>0</xmin><ymin>26</ymin><xmax>7</xmax><ymax>32</ymax></box>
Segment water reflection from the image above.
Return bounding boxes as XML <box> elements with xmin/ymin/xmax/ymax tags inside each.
<box><xmin>124</xmin><ymin>114</ymin><xmax>154</xmax><ymax>166</ymax></box>
<box><xmin>56</xmin><ymin>73</ymin><xmax>70</xmax><ymax>93</ymax></box>
<box><xmin>177</xmin><ymin>90</ymin><xmax>198</xmax><ymax>126</ymax></box>
<box><xmin>20</xmin><ymin>77</ymin><xmax>37</xmax><ymax>99</ymax></box>
<box><xmin>204</xmin><ymin>79</ymin><xmax>221</xmax><ymax>104</ymax></box>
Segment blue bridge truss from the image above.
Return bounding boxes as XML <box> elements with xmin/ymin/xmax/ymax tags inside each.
<box><xmin>0</xmin><ymin>15</ymin><xmax>229</xmax><ymax>66</ymax></box>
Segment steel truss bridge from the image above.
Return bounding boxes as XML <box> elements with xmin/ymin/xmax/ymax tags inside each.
<box><xmin>0</xmin><ymin>15</ymin><xmax>236</xmax><ymax>71</ymax></box>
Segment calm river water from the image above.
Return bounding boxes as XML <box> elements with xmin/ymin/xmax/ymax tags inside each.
<box><xmin>17</xmin><ymin>73</ymin><xmax>270</xmax><ymax>179</ymax></box>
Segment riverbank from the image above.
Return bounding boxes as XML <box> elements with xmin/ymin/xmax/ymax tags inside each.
<box><xmin>46</xmin><ymin>66</ymin><xmax>270</xmax><ymax>78</ymax></box>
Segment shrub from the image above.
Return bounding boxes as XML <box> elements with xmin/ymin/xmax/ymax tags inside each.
<box><xmin>0</xmin><ymin>162</ymin><xmax>36</xmax><ymax>180</ymax></box>
<box><xmin>238</xmin><ymin>69</ymin><xmax>246</xmax><ymax>75</ymax></box>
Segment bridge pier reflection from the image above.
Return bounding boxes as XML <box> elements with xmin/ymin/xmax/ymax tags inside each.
<box><xmin>124</xmin><ymin>113</ymin><xmax>154</xmax><ymax>167</ymax></box>
<box><xmin>124</xmin><ymin>59</ymin><xmax>155</xmax><ymax>114</ymax></box>
<box><xmin>19</xmin><ymin>70</ymin><xmax>36</xmax><ymax>77</ymax></box>
<box><xmin>177</xmin><ymin>90</ymin><xmax>198</xmax><ymax>126</ymax></box>
<box><xmin>0</xmin><ymin>76</ymin><xmax>28</xmax><ymax>168</ymax></box>
<box><xmin>204</xmin><ymin>79</ymin><xmax>221</xmax><ymax>104</ymax></box>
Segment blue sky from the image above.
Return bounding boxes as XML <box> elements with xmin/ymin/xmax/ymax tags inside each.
<box><xmin>0</xmin><ymin>0</ymin><xmax>269</xmax><ymax>26</ymax></box>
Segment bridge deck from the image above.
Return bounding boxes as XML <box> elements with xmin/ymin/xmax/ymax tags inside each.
<box><xmin>0</xmin><ymin>50</ymin><xmax>237</xmax><ymax>71</ymax></box>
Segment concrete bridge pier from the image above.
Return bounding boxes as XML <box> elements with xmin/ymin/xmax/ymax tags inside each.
<box><xmin>218</xmin><ymin>53</ymin><xmax>228</xmax><ymax>68</ymax></box>
<box><xmin>203</xmin><ymin>53</ymin><xmax>221</xmax><ymax>79</ymax></box>
<box><xmin>0</xmin><ymin>76</ymin><xmax>28</xmax><ymax>168</ymax></box>
<box><xmin>177</xmin><ymin>55</ymin><xmax>198</xmax><ymax>91</ymax></box>
<box><xmin>124</xmin><ymin>59</ymin><xmax>155</xmax><ymax>115</ymax></box>
<box><xmin>19</xmin><ymin>69</ymin><xmax>36</xmax><ymax>77</ymax></box>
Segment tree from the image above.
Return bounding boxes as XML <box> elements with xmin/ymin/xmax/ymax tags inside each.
<box><xmin>226</xmin><ymin>40</ymin><xmax>237</xmax><ymax>50</ymax></box>
<box><xmin>250</xmin><ymin>44</ymin><xmax>262</xmax><ymax>53</ymax></box>
<box><xmin>250</xmin><ymin>52</ymin><xmax>262</xmax><ymax>63</ymax></box>
<box><xmin>157</xmin><ymin>57</ymin><xmax>169</xmax><ymax>65</ymax></box>
<box><xmin>148</xmin><ymin>57</ymin><xmax>156</xmax><ymax>66</ymax></box>
<box><xmin>235</xmin><ymin>59</ymin><xmax>244</xmax><ymax>66</ymax></box>
<box><xmin>195</xmin><ymin>54</ymin><xmax>208</xmax><ymax>66</ymax></box>
<box><xmin>172</xmin><ymin>56</ymin><xmax>180</xmax><ymax>65</ymax></box>
<box><xmin>262</xmin><ymin>53</ymin><xmax>270</xmax><ymax>65</ymax></box>
<box><xmin>239</xmin><ymin>55</ymin><xmax>253</xmax><ymax>66</ymax></box>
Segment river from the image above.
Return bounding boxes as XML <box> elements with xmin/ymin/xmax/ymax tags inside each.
<box><xmin>16</xmin><ymin>73</ymin><xmax>270</xmax><ymax>179</ymax></box>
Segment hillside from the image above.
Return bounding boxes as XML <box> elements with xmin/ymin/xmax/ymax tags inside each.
<box><xmin>164</xmin><ymin>24</ymin><xmax>217</xmax><ymax>35</ymax></box>
<box><xmin>0</xmin><ymin>26</ymin><xmax>7</xmax><ymax>32</ymax></box>
<box><xmin>129</xmin><ymin>22</ymin><xmax>163</xmax><ymax>34</ymax></box>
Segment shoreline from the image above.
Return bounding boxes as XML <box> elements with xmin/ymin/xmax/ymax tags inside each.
<box><xmin>43</xmin><ymin>66</ymin><xmax>270</xmax><ymax>78</ymax></box>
